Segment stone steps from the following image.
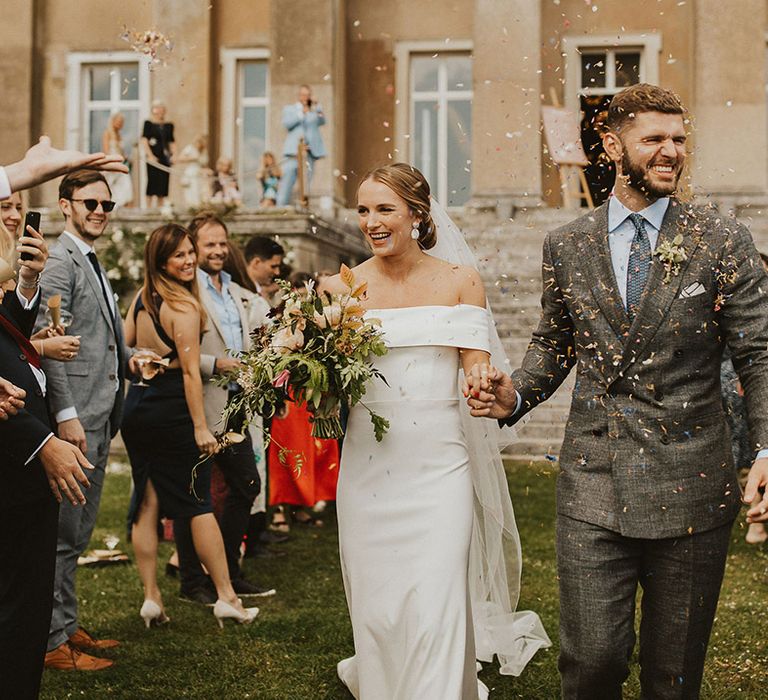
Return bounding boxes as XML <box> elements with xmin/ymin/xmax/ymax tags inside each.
<box><xmin>460</xmin><ymin>209</ymin><xmax>576</xmax><ymax>460</ymax></box>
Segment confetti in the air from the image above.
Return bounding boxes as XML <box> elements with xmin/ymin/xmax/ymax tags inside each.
<box><xmin>120</xmin><ymin>26</ymin><xmax>174</xmax><ymax>69</ymax></box>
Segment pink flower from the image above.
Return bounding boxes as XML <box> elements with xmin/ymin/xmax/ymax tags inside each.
<box><xmin>272</xmin><ymin>369</ymin><xmax>291</xmax><ymax>388</ymax></box>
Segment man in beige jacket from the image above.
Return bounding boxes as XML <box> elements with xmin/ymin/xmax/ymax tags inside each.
<box><xmin>173</xmin><ymin>212</ymin><xmax>275</xmax><ymax>603</ymax></box>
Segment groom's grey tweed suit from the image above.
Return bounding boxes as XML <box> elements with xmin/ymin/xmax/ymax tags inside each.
<box><xmin>506</xmin><ymin>198</ymin><xmax>768</xmax><ymax>698</ymax></box>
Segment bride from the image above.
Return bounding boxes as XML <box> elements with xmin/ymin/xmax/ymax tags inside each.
<box><xmin>323</xmin><ymin>163</ymin><xmax>550</xmax><ymax>699</ymax></box>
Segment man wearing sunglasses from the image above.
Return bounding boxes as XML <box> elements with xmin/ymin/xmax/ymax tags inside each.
<box><xmin>35</xmin><ymin>170</ymin><xmax>130</xmax><ymax>671</ymax></box>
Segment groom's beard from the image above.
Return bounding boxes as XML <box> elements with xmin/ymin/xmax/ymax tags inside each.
<box><xmin>621</xmin><ymin>149</ymin><xmax>682</xmax><ymax>199</ymax></box>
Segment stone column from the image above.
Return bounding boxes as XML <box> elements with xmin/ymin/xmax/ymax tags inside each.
<box><xmin>692</xmin><ymin>0</ymin><xmax>767</xmax><ymax>203</ymax></box>
<box><xmin>151</xmin><ymin>0</ymin><xmax>212</xmax><ymax>208</ymax></box>
<box><xmin>0</xmin><ymin>0</ymin><xmax>35</xmax><ymax>161</ymax></box>
<box><xmin>469</xmin><ymin>0</ymin><xmax>542</xmax><ymax>215</ymax></box>
<box><xmin>269</xmin><ymin>0</ymin><xmax>345</xmax><ymax>213</ymax></box>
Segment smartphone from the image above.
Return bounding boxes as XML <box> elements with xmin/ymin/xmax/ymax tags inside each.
<box><xmin>20</xmin><ymin>211</ymin><xmax>41</xmax><ymax>261</ymax></box>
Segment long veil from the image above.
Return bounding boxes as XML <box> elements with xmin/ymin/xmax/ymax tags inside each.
<box><xmin>427</xmin><ymin>197</ymin><xmax>551</xmax><ymax>676</ymax></box>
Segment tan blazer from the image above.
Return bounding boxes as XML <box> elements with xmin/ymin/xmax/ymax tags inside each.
<box><xmin>199</xmin><ymin>277</ymin><xmax>253</xmax><ymax>432</ymax></box>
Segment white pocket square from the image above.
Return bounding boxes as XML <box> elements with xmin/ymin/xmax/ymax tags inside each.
<box><xmin>679</xmin><ymin>282</ymin><xmax>706</xmax><ymax>298</ymax></box>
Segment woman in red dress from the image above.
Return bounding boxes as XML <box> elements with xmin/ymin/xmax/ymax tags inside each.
<box><xmin>268</xmin><ymin>272</ymin><xmax>339</xmax><ymax>531</ymax></box>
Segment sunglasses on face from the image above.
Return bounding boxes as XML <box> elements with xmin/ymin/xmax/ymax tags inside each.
<box><xmin>68</xmin><ymin>198</ymin><xmax>116</xmax><ymax>213</ymax></box>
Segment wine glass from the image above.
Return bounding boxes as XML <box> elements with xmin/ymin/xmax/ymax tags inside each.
<box><xmin>44</xmin><ymin>308</ymin><xmax>74</xmax><ymax>331</ymax></box>
<box><xmin>133</xmin><ymin>347</ymin><xmax>158</xmax><ymax>387</ymax></box>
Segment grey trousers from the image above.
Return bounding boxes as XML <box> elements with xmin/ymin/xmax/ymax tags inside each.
<box><xmin>556</xmin><ymin>515</ymin><xmax>733</xmax><ymax>700</ymax></box>
<box><xmin>47</xmin><ymin>424</ymin><xmax>111</xmax><ymax>651</ymax></box>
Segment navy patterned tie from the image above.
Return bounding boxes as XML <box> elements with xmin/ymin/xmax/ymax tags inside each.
<box><xmin>626</xmin><ymin>213</ymin><xmax>652</xmax><ymax>320</ymax></box>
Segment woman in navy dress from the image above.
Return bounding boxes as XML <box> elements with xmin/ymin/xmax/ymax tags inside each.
<box><xmin>122</xmin><ymin>223</ymin><xmax>257</xmax><ymax>628</ymax></box>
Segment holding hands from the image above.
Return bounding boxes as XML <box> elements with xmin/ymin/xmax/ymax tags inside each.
<box><xmin>463</xmin><ymin>363</ymin><xmax>518</xmax><ymax>420</ymax></box>
<box><xmin>744</xmin><ymin>457</ymin><xmax>768</xmax><ymax>523</ymax></box>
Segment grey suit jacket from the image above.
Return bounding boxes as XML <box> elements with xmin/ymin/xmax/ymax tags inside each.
<box><xmin>199</xmin><ymin>279</ymin><xmax>253</xmax><ymax>433</ymax></box>
<box><xmin>35</xmin><ymin>232</ymin><xmax>127</xmax><ymax>437</ymax></box>
<box><xmin>508</xmin><ymin>199</ymin><xmax>768</xmax><ymax>538</ymax></box>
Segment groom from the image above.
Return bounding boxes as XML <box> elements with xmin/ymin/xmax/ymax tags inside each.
<box><xmin>468</xmin><ymin>83</ymin><xmax>768</xmax><ymax>698</ymax></box>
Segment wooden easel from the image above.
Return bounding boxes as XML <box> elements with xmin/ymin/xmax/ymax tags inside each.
<box><xmin>544</xmin><ymin>89</ymin><xmax>594</xmax><ymax>209</ymax></box>
<box><xmin>296</xmin><ymin>138</ymin><xmax>309</xmax><ymax>209</ymax></box>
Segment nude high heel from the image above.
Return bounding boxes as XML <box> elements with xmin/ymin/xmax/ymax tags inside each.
<box><xmin>213</xmin><ymin>599</ymin><xmax>259</xmax><ymax>628</ymax></box>
<box><xmin>140</xmin><ymin>599</ymin><xmax>170</xmax><ymax>629</ymax></box>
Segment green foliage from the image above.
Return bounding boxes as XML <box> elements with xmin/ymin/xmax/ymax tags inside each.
<box><xmin>98</xmin><ymin>226</ymin><xmax>148</xmax><ymax>314</ymax></box>
<box><xmin>224</xmin><ymin>272</ymin><xmax>390</xmax><ymax>442</ymax></box>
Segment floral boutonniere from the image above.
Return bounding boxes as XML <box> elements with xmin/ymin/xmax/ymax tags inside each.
<box><xmin>654</xmin><ymin>234</ymin><xmax>687</xmax><ymax>283</ymax></box>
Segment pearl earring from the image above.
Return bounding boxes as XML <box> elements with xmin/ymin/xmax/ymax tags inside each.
<box><xmin>411</xmin><ymin>221</ymin><xmax>420</xmax><ymax>240</ymax></box>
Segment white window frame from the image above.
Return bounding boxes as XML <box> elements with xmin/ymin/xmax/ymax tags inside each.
<box><xmin>394</xmin><ymin>40</ymin><xmax>473</xmax><ymax>206</ymax></box>
<box><xmin>220</xmin><ymin>47</ymin><xmax>271</xmax><ymax>193</ymax></box>
<box><xmin>66</xmin><ymin>51</ymin><xmax>151</xmax><ymax>204</ymax></box>
<box><xmin>562</xmin><ymin>33</ymin><xmax>662</xmax><ymax>114</ymax></box>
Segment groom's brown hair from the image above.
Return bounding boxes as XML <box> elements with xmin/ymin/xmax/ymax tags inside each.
<box><xmin>606</xmin><ymin>83</ymin><xmax>685</xmax><ymax>133</ymax></box>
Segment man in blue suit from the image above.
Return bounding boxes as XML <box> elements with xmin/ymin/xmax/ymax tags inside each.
<box><xmin>276</xmin><ymin>84</ymin><xmax>326</xmax><ymax>206</ymax></box>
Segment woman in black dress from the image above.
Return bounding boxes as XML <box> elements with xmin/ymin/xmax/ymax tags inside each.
<box><xmin>122</xmin><ymin>223</ymin><xmax>258</xmax><ymax>628</ymax></box>
<box><xmin>141</xmin><ymin>101</ymin><xmax>175</xmax><ymax>208</ymax></box>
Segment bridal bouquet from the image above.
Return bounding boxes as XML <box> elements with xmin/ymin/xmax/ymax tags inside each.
<box><xmin>225</xmin><ymin>265</ymin><xmax>390</xmax><ymax>441</ymax></box>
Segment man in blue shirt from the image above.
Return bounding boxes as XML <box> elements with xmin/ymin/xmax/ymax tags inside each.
<box><xmin>176</xmin><ymin>212</ymin><xmax>275</xmax><ymax>603</ymax></box>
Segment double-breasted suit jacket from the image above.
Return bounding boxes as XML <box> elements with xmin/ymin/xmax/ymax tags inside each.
<box><xmin>508</xmin><ymin>198</ymin><xmax>768</xmax><ymax>539</ymax></box>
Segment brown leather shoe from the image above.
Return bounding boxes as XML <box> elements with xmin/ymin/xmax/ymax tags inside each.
<box><xmin>44</xmin><ymin>642</ymin><xmax>114</xmax><ymax>671</ymax></box>
<box><xmin>69</xmin><ymin>626</ymin><xmax>120</xmax><ymax>650</ymax></box>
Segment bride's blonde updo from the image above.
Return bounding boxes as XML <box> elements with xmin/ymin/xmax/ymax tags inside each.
<box><xmin>360</xmin><ymin>163</ymin><xmax>437</xmax><ymax>250</ymax></box>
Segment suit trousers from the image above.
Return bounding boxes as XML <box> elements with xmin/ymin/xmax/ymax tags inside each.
<box><xmin>47</xmin><ymin>423</ymin><xmax>111</xmax><ymax>651</ymax></box>
<box><xmin>276</xmin><ymin>153</ymin><xmax>317</xmax><ymax>206</ymax></box>
<box><xmin>0</xmin><ymin>494</ymin><xmax>59</xmax><ymax>700</ymax></box>
<box><xmin>177</xmin><ymin>418</ymin><xmax>260</xmax><ymax>591</ymax></box>
<box><xmin>556</xmin><ymin>514</ymin><xmax>732</xmax><ymax>700</ymax></box>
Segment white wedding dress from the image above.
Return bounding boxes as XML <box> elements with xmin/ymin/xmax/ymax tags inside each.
<box><xmin>337</xmin><ymin>304</ymin><xmax>533</xmax><ymax>700</ymax></box>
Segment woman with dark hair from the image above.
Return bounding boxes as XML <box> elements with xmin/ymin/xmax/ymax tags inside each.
<box><xmin>122</xmin><ymin>223</ymin><xmax>258</xmax><ymax>628</ymax></box>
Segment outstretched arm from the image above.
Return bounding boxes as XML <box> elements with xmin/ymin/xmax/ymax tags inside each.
<box><xmin>4</xmin><ymin>136</ymin><xmax>128</xmax><ymax>193</ymax></box>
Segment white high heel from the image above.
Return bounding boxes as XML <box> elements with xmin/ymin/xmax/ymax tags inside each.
<box><xmin>213</xmin><ymin>598</ymin><xmax>259</xmax><ymax>628</ymax></box>
<box><xmin>140</xmin><ymin>599</ymin><xmax>170</xmax><ymax>629</ymax></box>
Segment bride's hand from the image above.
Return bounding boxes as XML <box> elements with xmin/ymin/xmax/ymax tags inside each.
<box><xmin>463</xmin><ymin>364</ymin><xmax>518</xmax><ymax>419</ymax></box>
<box><xmin>462</xmin><ymin>362</ymin><xmax>497</xmax><ymax>402</ymax></box>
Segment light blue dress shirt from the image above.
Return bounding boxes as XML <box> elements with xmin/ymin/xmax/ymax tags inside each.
<box><xmin>607</xmin><ymin>194</ymin><xmax>670</xmax><ymax>308</ymax></box>
<box><xmin>199</xmin><ymin>269</ymin><xmax>243</xmax><ymax>391</ymax></box>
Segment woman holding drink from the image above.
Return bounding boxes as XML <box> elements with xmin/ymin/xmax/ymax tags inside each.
<box><xmin>121</xmin><ymin>223</ymin><xmax>257</xmax><ymax>629</ymax></box>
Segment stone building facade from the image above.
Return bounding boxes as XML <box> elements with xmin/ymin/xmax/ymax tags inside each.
<box><xmin>1</xmin><ymin>0</ymin><xmax>766</xmax><ymax>215</ymax></box>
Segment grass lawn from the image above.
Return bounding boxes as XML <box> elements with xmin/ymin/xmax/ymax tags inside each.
<box><xmin>39</xmin><ymin>460</ymin><xmax>768</xmax><ymax>700</ymax></box>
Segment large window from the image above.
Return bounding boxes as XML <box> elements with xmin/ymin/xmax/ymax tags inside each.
<box><xmin>82</xmin><ymin>63</ymin><xmax>141</xmax><ymax>156</ymax></box>
<box><xmin>220</xmin><ymin>49</ymin><xmax>270</xmax><ymax>207</ymax></box>
<box><xmin>409</xmin><ymin>53</ymin><xmax>473</xmax><ymax>206</ymax></box>
<box><xmin>562</xmin><ymin>34</ymin><xmax>661</xmax><ymax>205</ymax></box>
<box><xmin>67</xmin><ymin>52</ymin><xmax>149</xmax><ymax>202</ymax></box>
<box><xmin>237</xmin><ymin>61</ymin><xmax>269</xmax><ymax>206</ymax></box>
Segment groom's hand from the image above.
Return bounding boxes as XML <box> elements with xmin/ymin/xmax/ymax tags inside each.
<box><xmin>744</xmin><ymin>456</ymin><xmax>768</xmax><ymax>522</ymax></box>
<box><xmin>463</xmin><ymin>365</ymin><xmax>518</xmax><ymax>419</ymax></box>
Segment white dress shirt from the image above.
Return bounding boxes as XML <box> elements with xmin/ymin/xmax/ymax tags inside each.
<box><xmin>0</xmin><ymin>167</ymin><xmax>11</xmax><ymax>200</ymax></box>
